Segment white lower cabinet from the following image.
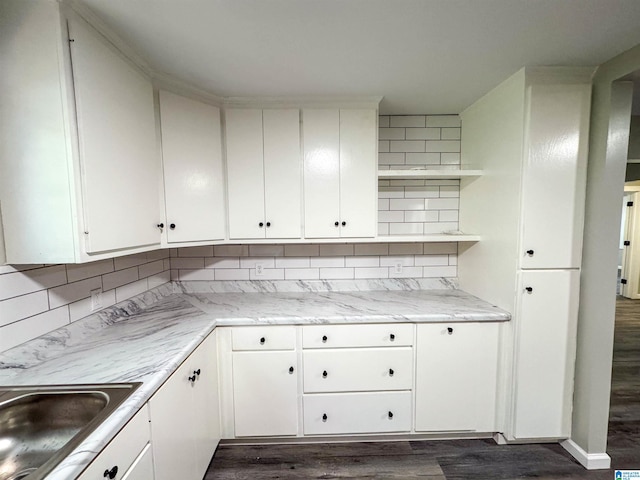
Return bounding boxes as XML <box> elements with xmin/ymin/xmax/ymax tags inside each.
<box><xmin>77</xmin><ymin>407</ymin><xmax>150</xmax><ymax>480</ymax></box>
<box><xmin>149</xmin><ymin>331</ymin><xmax>220</xmax><ymax>480</ymax></box>
<box><xmin>232</xmin><ymin>350</ymin><xmax>298</xmax><ymax>437</ymax></box>
<box><xmin>303</xmin><ymin>391</ymin><xmax>411</xmax><ymax>435</ymax></box>
<box><xmin>415</xmin><ymin>323</ymin><xmax>500</xmax><ymax>432</ymax></box>
<box><xmin>511</xmin><ymin>270</ymin><xmax>579</xmax><ymax>439</ymax></box>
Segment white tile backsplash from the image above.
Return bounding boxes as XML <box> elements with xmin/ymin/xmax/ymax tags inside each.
<box><xmin>0</xmin><ymin>251</ymin><xmax>171</xmax><ymax>352</ymax></box>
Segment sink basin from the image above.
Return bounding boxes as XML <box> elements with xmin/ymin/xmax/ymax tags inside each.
<box><xmin>0</xmin><ymin>383</ymin><xmax>141</xmax><ymax>480</ymax></box>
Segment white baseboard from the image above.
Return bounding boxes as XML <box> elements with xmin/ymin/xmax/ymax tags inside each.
<box><xmin>561</xmin><ymin>439</ymin><xmax>611</xmax><ymax>470</ymax></box>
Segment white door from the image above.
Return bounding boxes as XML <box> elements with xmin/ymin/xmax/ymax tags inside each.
<box><xmin>226</xmin><ymin>109</ymin><xmax>266</xmax><ymax>239</ymax></box>
<box><xmin>191</xmin><ymin>332</ymin><xmax>221</xmax><ymax>477</ymax></box>
<box><xmin>160</xmin><ymin>91</ymin><xmax>225</xmax><ymax>243</ymax></box>
<box><xmin>303</xmin><ymin>109</ymin><xmax>341</xmax><ymax>238</ymax></box>
<box><xmin>68</xmin><ymin>19</ymin><xmax>159</xmax><ymax>253</ymax></box>
<box><xmin>512</xmin><ymin>269</ymin><xmax>580</xmax><ymax>439</ymax></box>
<box><xmin>339</xmin><ymin>109</ymin><xmax>377</xmax><ymax>238</ymax></box>
<box><xmin>263</xmin><ymin>109</ymin><xmax>302</xmax><ymax>238</ymax></box>
<box><xmin>415</xmin><ymin>323</ymin><xmax>499</xmax><ymax>432</ymax></box>
<box><xmin>621</xmin><ymin>192</ymin><xmax>640</xmax><ymax>299</ymax></box>
<box><xmin>520</xmin><ymin>83</ymin><xmax>590</xmax><ymax>269</ymax></box>
<box><xmin>149</xmin><ymin>361</ymin><xmax>198</xmax><ymax>480</ymax></box>
<box><xmin>232</xmin><ymin>351</ymin><xmax>298</xmax><ymax>437</ymax></box>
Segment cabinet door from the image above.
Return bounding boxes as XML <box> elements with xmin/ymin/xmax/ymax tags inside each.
<box><xmin>160</xmin><ymin>90</ymin><xmax>225</xmax><ymax>243</ymax></box>
<box><xmin>191</xmin><ymin>331</ymin><xmax>221</xmax><ymax>477</ymax></box>
<box><xmin>512</xmin><ymin>270</ymin><xmax>579</xmax><ymax>439</ymax></box>
<box><xmin>149</xmin><ymin>361</ymin><xmax>198</xmax><ymax>480</ymax></box>
<box><xmin>77</xmin><ymin>407</ymin><xmax>150</xmax><ymax>480</ymax></box>
<box><xmin>121</xmin><ymin>443</ymin><xmax>153</xmax><ymax>480</ymax></box>
<box><xmin>339</xmin><ymin>109</ymin><xmax>377</xmax><ymax>238</ymax></box>
<box><xmin>303</xmin><ymin>109</ymin><xmax>341</xmax><ymax>238</ymax></box>
<box><xmin>520</xmin><ymin>84</ymin><xmax>590</xmax><ymax>269</ymax></box>
<box><xmin>68</xmin><ymin>19</ymin><xmax>159</xmax><ymax>254</ymax></box>
<box><xmin>226</xmin><ymin>109</ymin><xmax>266</xmax><ymax>239</ymax></box>
<box><xmin>232</xmin><ymin>351</ymin><xmax>298</xmax><ymax>437</ymax></box>
<box><xmin>415</xmin><ymin>323</ymin><xmax>499</xmax><ymax>432</ymax></box>
<box><xmin>263</xmin><ymin>109</ymin><xmax>302</xmax><ymax>238</ymax></box>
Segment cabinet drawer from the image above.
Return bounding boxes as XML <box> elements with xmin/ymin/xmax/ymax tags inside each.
<box><xmin>303</xmin><ymin>348</ymin><xmax>413</xmax><ymax>393</ymax></box>
<box><xmin>77</xmin><ymin>406</ymin><xmax>150</xmax><ymax>480</ymax></box>
<box><xmin>303</xmin><ymin>391</ymin><xmax>411</xmax><ymax>435</ymax></box>
<box><xmin>232</xmin><ymin>326</ymin><xmax>296</xmax><ymax>351</ymax></box>
<box><xmin>303</xmin><ymin>324</ymin><xmax>413</xmax><ymax>348</ymax></box>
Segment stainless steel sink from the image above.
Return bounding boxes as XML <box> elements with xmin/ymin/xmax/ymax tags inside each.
<box><xmin>0</xmin><ymin>383</ymin><xmax>141</xmax><ymax>480</ymax></box>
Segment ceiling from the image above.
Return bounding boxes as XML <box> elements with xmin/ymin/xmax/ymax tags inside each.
<box><xmin>78</xmin><ymin>0</ymin><xmax>640</xmax><ymax>115</ymax></box>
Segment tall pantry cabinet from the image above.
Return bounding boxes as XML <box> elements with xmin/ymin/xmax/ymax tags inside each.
<box><xmin>457</xmin><ymin>68</ymin><xmax>592</xmax><ymax>441</ymax></box>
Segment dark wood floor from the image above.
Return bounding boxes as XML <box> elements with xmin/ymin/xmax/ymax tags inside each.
<box><xmin>206</xmin><ymin>298</ymin><xmax>640</xmax><ymax>479</ymax></box>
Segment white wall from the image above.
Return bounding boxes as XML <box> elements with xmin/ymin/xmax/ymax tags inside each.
<box><xmin>0</xmin><ymin>207</ymin><xmax>5</xmax><ymax>265</ymax></box>
<box><xmin>572</xmin><ymin>44</ymin><xmax>640</xmax><ymax>458</ymax></box>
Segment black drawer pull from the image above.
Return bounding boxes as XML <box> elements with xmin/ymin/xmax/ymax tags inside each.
<box><xmin>322</xmin><ymin>413</ymin><xmax>328</xmax><ymax>421</ymax></box>
<box><xmin>194</xmin><ymin>369</ymin><xmax>201</xmax><ymax>377</ymax></box>
<box><xmin>525</xmin><ymin>287</ymin><xmax>533</xmax><ymax>293</ymax></box>
<box><xmin>388</xmin><ymin>411</ymin><xmax>394</xmax><ymax>419</ymax></box>
<box><xmin>104</xmin><ymin>466</ymin><xmax>118</xmax><ymax>479</ymax></box>
<box><xmin>526</xmin><ymin>249</ymin><xmax>535</xmax><ymax>256</ymax></box>
<box><xmin>322</xmin><ymin>370</ymin><xmax>328</xmax><ymax>378</ymax></box>
<box><xmin>322</xmin><ymin>335</ymin><xmax>328</xmax><ymax>343</ymax></box>
<box><xmin>390</xmin><ymin>333</ymin><xmax>395</xmax><ymax>341</ymax></box>
<box><xmin>289</xmin><ymin>366</ymin><xmax>294</xmax><ymax>374</ymax></box>
<box><xmin>260</xmin><ymin>337</ymin><xmax>266</xmax><ymax>344</ymax></box>
<box><xmin>447</xmin><ymin>327</ymin><xmax>453</xmax><ymax>335</ymax></box>
<box><xmin>389</xmin><ymin>368</ymin><xmax>394</xmax><ymax>376</ymax></box>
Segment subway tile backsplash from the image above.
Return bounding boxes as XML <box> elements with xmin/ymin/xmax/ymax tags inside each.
<box><xmin>0</xmin><ymin>115</ymin><xmax>461</xmax><ymax>352</ymax></box>
<box><xmin>0</xmin><ymin>252</ymin><xmax>171</xmax><ymax>352</ymax></box>
<box><xmin>378</xmin><ymin>115</ymin><xmax>461</xmax><ymax>237</ymax></box>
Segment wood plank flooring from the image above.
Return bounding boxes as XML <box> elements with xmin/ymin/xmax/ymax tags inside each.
<box><xmin>206</xmin><ymin>298</ymin><xmax>640</xmax><ymax>479</ymax></box>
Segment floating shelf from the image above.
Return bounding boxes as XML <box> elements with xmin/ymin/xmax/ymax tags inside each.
<box><xmin>378</xmin><ymin>169</ymin><xmax>483</xmax><ymax>180</ymax></box>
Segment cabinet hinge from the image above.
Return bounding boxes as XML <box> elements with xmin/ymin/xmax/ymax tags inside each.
<box><xmin>621</xmin><ymin>278</ymin><xmax>628</xmax><ymax>285</ymax></box>
<box><xmin>627</xmin><ymin>201</ymin><xmax>634</xmax><ymax>207</ymax></box>
<box><xmin>624</xmin><ymin>240</ymin><xmax>631</xmax><ymax>246</ymax></box>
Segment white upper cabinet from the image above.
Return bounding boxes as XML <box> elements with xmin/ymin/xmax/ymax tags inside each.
<box><xmin>0</xmin><ymin>2</ymin><xmax>160</xmax><ymax>263</ymax></box>
<box><xmin>520</xmin><ymin>84</ymin><xmax>590</xmax><ymax>269</ymax></box>
<box><xmin>226</xmin><ymin>108</ymin><xmax>302</xmax><ymax>239</ymax></box>
<box><xmin>303</xmin><ymin>109</ymin><xmax>377</xmax><ymax>238</ymax></box>
<box><xmin>159</xmin><ymin>90</ymin><xmax>225</xmax><ymax>244</ymax></box>
<box><xmin>68</xmin><ymin>18</ymin><xmax>159</xmax><ymax>254</ymax></box>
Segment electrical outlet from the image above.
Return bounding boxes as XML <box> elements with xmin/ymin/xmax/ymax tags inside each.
<box><xmin>255</xmin><ymin>264</ymin><xmax>264</xmax><ymax>276</ymax></box>
<box><xmin>90</xmin><ymin>288</ymin><xmax>103</xmax><ymax>311</ymax></box>
<box><xmin>394</xmin><ymin>262</ymin><xmax>403</xmax><ymax>274</ymax></box>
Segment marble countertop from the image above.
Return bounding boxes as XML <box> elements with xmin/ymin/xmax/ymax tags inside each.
<box><xmin>0</xmin><ymin>279</ymin><xmax>509</xmax><ymax>480</ymax></box>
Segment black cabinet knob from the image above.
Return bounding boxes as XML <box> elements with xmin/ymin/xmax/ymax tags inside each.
<box><xmin>194</xmin><ymin>369</ymin><xmax>201</xmax><ymax>376</ymax></box>
<box><xmin>157</xmin><ymin>223</ymin><xmax>164</xmax><ymax>229</ymax></box>
<box><xmin>322</xmin><ymin>370</ymin><xmax>328</xmax><ymax>378</ymax></box>
<box><xmin>341</xmin><ymin>221</ymin><xmax>346</xmax><ymax>226</ymax></box>
<box><xmin>389</xmin><ymin>368</ymin><xmax>394</xmax><ymax>376</ymax></box>
<box><xmin>260</xmin><ymin>337</ymin><xmax>266</xmax><ymax>344</ymax></box>
<box><xmin>388</xmin><ymin>411</ymin><xmax>394</xmax><ymax>419</ymax></box>
<box><xmin>266</xmin><ymin>222</ymin><xmax>271</xmax><ymax>227</ymax></box>
<box><xmin>289</xmin><ymin>366</ymin><xmax>294</xmax><ymax>374</ymax></box>
<box><xmin>447</xmin><ymin>327</ymin><xmax>453</xmax><ymax>335</ymax></box>
<box><xmin>259</xmin><ymin>222</ymin><xmax>264</xmax><ymax>227</ymax></box>
<box><xmin>322</xmin><ymin>335</ymin><xmax>328</xmax><ymax>342</ymax></box>
<box><xmin>389</xmin><ymin>333</ymin><xmax>395</xmax><ymax>341</ymax></box>
<box><xmin>322</xmin><ymin>413</ymin><xmax>328</xmax><ymax>421</ymax></box>
<box><xmin>170</xmin><ymin>223</ymin><xmax>176</xmax><ymax>230</ymax></box>
<box><xmin>188</xmin><ymin>374</ymin><xmax>197</xmax><ymax>382</ymax></box>
<box><xmin>526</xmin><ymin>249</ymin><xmax>534</xmax><ymax>256</ymax></box>
<box><xmin>525</xmin><ymin>287</ymin><xmax>533</xmax><ymax>293</ymax></box>
<box><xmin>103</xmin><ymin>466</ymin><xmax>118</xmax><ymax>479</ymax></box>
<box><xmin>334</xmin><ymin>221</ymin><xmax>339</xmax><ymax>227</ymax></box>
